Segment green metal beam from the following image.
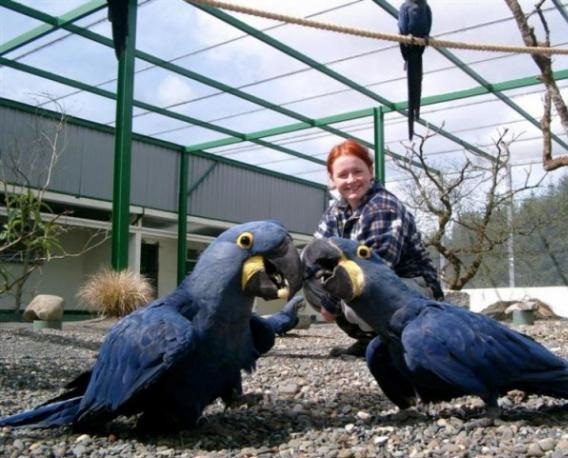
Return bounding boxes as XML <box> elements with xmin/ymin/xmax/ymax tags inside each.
<box><xmin>111</xmin><ymin>0</ymin><xmax>137</xmax><ymax>271</ymax></box>
<box><xmin>177</xmin><ymin>151</ymin><xmax>189</xmax><ymax>284</ymax></box>
<box><xmin>0</xmin><ymin>95</ymin><xmax>327</xmax><ymax>192</ymax></box>
<box><xmin>191</xmin><ymin>3</ymin><xmax>493</xmax><ymax>160</ymax></box>
<box><xmin>0</xmin><ymin>56</ymin><xmax>325</xmax><ymax>168</ymax></box>
<box><xmin>372</xmin><ymin>0</ymin><xmax>568</xmax><ymax>151</ymax></box>
<box><xmin>373</xmin><ymin>107</ymin><xmax>386</xmax><ymax>183</ymax></box>
<box><xmin>0</xmin><ymin>2</ymin><xmax>372</xmax><ymax>167</ymax></box>
<box><xmin>187</xmin><ymin>163</ymin><xmax>217</xmax><ymax>197</ymax></box>
<box><xmin>0</xmin><ymin>0</ymin><xmax>106</xmax><ymax>56</ymax></box>
<box><xmin>0</xmin><ymin>17</ymin><xmax>326</xmax><ymax>168</ymax></box>
<box><xmin>187</xmin><ymin>68</ymin><xmax>568</xmax><ymax>152</ymax></box>
<box><xmin>1</xmin><ymin>2</ymin><xmax>417</xmax><ymax>167</ymax></box>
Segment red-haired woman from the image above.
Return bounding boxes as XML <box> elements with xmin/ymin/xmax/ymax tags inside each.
<box><xmin>313</xmin><ymin>139</ymin><xmax>443</xmax><ymax>357</ymax></box>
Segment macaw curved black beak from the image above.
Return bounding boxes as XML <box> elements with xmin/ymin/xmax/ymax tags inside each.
<box><xmin>242</xmin><ymin>236</ymin><xmax>302</xmax><ymax>301</ymax></box>
<box><xmin>301</xmin><ymin>238</ymin><xmax>363</xmax><ymax>310</ymax></box>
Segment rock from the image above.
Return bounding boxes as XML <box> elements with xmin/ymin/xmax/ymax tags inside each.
<box><xmin>444</xmin><ymin>291</ymin><xmax>470</xmax><ymax>309</ymax></box>
<box><xmin>538</xmin><ymin>437</ymin><xmax>556</xmax><ymax>452</ymax></box>
<box><xmin>506</xmin><ymin>301</ymin><xmax>538</xmax><ymax>313</ymax></box>
<box><xmin>481</xmin><ymin>298</ymin><xmax>558</xmax><ymax>322</ymax></box>
<box><xmin>22</xmin><ymin>294</ymin><xmax>64</xmax><ymax>322</ymax></box>
<box><xmin>526</xmin><ymin>442</ymin><xmax>544</xmax><ymax>457</ymax></box>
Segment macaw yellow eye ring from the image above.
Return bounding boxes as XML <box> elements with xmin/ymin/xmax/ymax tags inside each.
<box><xmin>357</xmin><ymin>245</ymin><xmax>372</xmax><ymax>259</ymax></box>
<box><xmin>236</xmin><ymin>232</ymin><xmax>254</xmax><ymax>249</ymax></box>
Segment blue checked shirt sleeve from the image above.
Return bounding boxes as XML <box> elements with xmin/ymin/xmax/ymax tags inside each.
<box><xmin>314</xmin><ymin>205</ymin><xmax>340</xmax><ymax>238</ymax></box>
<box><xmin>358</xmin><ymin>202</ymin><xmax>406</xmax><ymax>268</ymax></box>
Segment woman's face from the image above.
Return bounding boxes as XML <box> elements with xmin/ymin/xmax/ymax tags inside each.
<box><xmin>329</xmin><ymin>154</ymin><xmax>373</xmax><ymax>210</ymax></box>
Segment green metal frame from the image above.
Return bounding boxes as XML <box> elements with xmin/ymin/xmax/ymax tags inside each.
<box><xmin>177</xmin><ymin>150</ymin><xmax>189</xmax><ymax>284</ymax></box>
<box><xmin>111</xmin><ymin>0</ymin><xmax>138</xmax><ymax>271</ymax></box>
<box><xmin>187</xmin><ymin>68</ymin><xmax>568</xmax><ymax>153</ymax></box>
<box><xmin>191</xmin><ymin>3</ymin><xmax>494</xmax><ymax>161</ymax></box>
<box><xmin>2</xmin><ymin>0</ymin><xmax>567</xmax><ymax>281</ymax></box>
<box><xmin>373</xmin><ymin>107</ymin><xmax>386</xmax><ymax>184</ymax></box>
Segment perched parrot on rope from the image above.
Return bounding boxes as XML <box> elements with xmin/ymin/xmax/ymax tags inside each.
<box><xmin>302</xmin><ymin>237</ymin><xmax>568</xmax><ymax>415</ymax></box>
<box><xmin>0</xmin><ymin>220</ymin><xmax>302</xmax><ymax>432</ymax></box>
<box><xmin>398</xmin><ymin>0</ymin><xmax>432</xmax><ymax>140</ymax></box>
<box><xmin>107</xmin><ymin>0</ymin><xmax>129</xmax><ymax>59</ymax></box>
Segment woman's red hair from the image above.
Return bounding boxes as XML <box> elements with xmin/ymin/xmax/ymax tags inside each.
<box><xmin>326</xmin><ymin>139</ymin><xmax>373</xmax><ymax>175</ymax></box>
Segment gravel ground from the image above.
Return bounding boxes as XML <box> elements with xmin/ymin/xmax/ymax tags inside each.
<box><xmin>2</xmin><ymin>318</ymin><xmax>568</xmax><ymax>458</ymax></box>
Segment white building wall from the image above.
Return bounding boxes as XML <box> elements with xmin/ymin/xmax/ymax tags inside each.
<box><xmin>0</xmin><ymin>229</ymin><xmax>111</xmax><ymax>311</ymax></box>
<box><xmin>155</xmin><ymin>237</ymin><xmax>177</xmax><ymax>299</ymax></box>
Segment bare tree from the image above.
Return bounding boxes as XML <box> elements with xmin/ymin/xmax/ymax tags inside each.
<box><xmin>505</xmin><ymin>0</ymin><xmax>568</xmax><ymax>171</ymax></box>
<box><xmin>394</xmin><ymin>129</ymin><xmax>543</xmax><ymax>290</ymax></box>
<box><xmin>0</xmin><ymin>101</ymin><xmax>108</xmax><ymax>312</ymax></box>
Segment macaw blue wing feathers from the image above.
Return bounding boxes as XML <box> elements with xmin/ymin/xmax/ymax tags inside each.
<box><xmin>249</xmin><ymin>314</ymin><xmax>277</xmax><ymax>357</ymax></box>
<box><xmin>78</xmin><ymin>305</ymin><xmax>196</xmax><ymax>420</ymax></box>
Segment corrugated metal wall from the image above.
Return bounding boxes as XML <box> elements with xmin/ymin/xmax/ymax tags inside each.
<box><xmin>0</xmin><ymin>103</ymin><xmax>327</xmax><ymax>234</ymax></box>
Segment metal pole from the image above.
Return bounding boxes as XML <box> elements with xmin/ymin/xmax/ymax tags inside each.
<box><xmin>177</xmin><ymin>150</ymin><xmax>189</xmax><ymax>284</ymax></box>
<box><xmin>506</xmin><ymin>160</ymin><xmax>516</xmax><ymax>288</ymax></box>
<box><xmin>111</xmin><ymin>0</ymin><xmax>137</xmax><ymax>271</ymax></box>
<box><xmin>373</xmin><ymin>106</ymin><xmax>386</xmax><ymax>184</ymax></box>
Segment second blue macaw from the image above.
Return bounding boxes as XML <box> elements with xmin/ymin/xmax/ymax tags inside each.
<box><xmin>398</xmin><ymin>0</ymin><xmax>432</xmax><ymax>140</ymax></box>
<box><xmin>0</xmin><ymin>220</ymin><xmax>302</xmax><ymax>432</ymax></box>
<box><xmin>302</xmin><ymin>237</ymin><xmax>568</xmax><ymax>415</ymax></box>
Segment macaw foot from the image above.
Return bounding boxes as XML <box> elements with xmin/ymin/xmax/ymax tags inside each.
<box><xmin>382</xmin><ymin>406</ymin><xmax>424</xmax><ymax>422</ymax></box>
<box><xmin>485</xmin><ymin>404</ymin><xmax>502</xmax><ymax>419</ymax></box>
<box><xmin>482</xmin><ymin>395</ymin><xmax>502</xmax><ymax>419</ymax></box>
<box><xmin>329</xmin><ymin>340</ymin><xmax>368</xmax><ymax>358</ymax></box>
<box><xmin>136</xmin><ymin>411</ymin><xmax>199</xmax><ymax>433</ymax></box>
<box><xmin>223</xmin><ymin>391</ymin><xmax>263</xmax><ymax>410</ymax></box>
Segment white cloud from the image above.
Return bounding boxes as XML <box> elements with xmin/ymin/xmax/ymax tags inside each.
<box><xmin>156</xmin><ymin>74</ymin><xmax>194</xmax><ymax>106</ymax></box>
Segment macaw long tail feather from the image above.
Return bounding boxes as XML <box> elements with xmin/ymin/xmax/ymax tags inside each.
<box><xmin>407</xmin><ymin>49</ymin><xmax>424</xmax><ymax>140</ymax></box>
<box><xmin>0</xmin><ymin>397</ymin><xmax>81</xmax><ymax>428</ymax></box>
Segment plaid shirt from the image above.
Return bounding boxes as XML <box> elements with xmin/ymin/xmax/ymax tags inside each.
<box><xmin>314</xmin><ymin>181</ymin><xmax>443</xmax><ymax>299</ymax></box>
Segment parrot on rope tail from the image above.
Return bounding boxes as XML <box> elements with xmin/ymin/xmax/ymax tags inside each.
<box><xmin>398</xmin><ymin>0</ymin><xmax>432</xmax><ymax>140</ymax></box>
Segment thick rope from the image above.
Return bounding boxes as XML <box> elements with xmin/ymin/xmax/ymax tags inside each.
<box><xmin>186</xmin><ymin>0</ymin><xmax>568</xmax><ymax>56</ymax></box>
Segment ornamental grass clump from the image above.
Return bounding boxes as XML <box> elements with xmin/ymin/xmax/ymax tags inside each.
<box><xmin>77</xmin><ymin>268</ymin><xmax>154</xmax><ymax>317</ymax></box>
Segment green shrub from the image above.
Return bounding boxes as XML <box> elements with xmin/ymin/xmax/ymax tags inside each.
<box><xmin>77</xmin><ymin>269</ymin><xmax>154</xmax><ymax>317</ymax></box>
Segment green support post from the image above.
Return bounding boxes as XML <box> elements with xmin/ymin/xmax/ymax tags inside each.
<box><xmin>177</xmin><ymin>150</ymin><xmax>189</xmax><ymax>284</ymax></box>
<box><xmin>111</xmin><ymin>0</ymin><xmax>137</xmax><ymax>271</ymax></box>
<box><xmin>373</xmin><ymin>107</ymin><xmax>386</xmax><ymax>184</ymax></box>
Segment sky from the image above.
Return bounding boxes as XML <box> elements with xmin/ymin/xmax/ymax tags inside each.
<box><xmin>1</xmin><ymin>0</ymin><xmax>568</xmax><ymax>199</ymax></box>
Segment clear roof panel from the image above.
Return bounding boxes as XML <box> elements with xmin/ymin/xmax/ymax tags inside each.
<box><xmin>1</xmin><ymin>0</ymin><xmax>568</xmax><ymax>189</ymax></box>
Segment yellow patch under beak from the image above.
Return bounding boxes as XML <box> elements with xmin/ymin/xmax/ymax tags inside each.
<box><xmin>337</xmin><ymin>256</ymin><xmax>365</xmax><ymax>298</ymax></box>
<box><xmin>242</xmin><ymin>256</ymin><xmax>264</xmax><ymax>290</ymax></box>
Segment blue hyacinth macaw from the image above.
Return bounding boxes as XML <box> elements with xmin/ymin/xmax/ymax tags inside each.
<box><xmin>398</xmin><ymin>0</ymin><xmax>432</xmax><ymax>140</ymax></box>
<box><xmin>302</xmin><ymin>237</ymin><xmax>568</xmax><ymax>414</ymax></box>
<box><xmin>262</xmin><ymin>296</ymin><xmax>306</xmax><ymax>336</ymax></box>
<box><xmin>0</xmin><ymin>220</ymin><xmax>302</xmax><ymax>432</ymax></box>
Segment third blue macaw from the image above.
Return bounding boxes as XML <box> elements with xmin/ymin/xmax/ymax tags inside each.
<box><xmin>302</xmin><ymin>237</ymin><xmax>568</xmax><ymax>415</ymax></box>
<box><xmin>398</xmin><ymin>0</ymin><xmax>432</xmax><ymax>140</ymax></box>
